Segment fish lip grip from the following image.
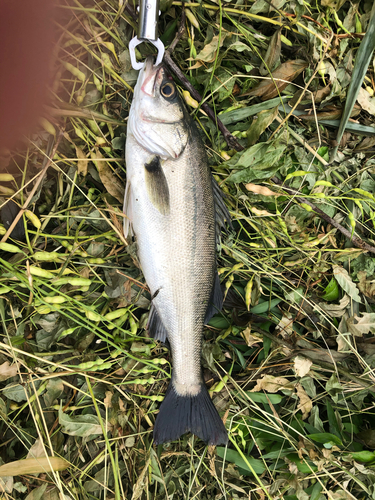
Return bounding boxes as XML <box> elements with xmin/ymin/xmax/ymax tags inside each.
<box><xmin>129</xmin><ymin>37</ymin><xmax>164</xmax><ymax>70</ymax></box>
<box><xmin>129</xmin><ymin>0</ymin><xmax>165</xmax><ymax>70</ymax></box>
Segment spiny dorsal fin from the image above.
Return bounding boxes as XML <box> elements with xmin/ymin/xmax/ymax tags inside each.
<box><xmin>145</xmin><ymin>156</ymin><xmax>170</xmax><ymax>216</ymax></box>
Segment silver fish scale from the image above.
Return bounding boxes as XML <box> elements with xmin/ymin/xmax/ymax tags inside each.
<box><xmin>126</xmin><ymin>122</ymin><xmax>216</xmax><ymax>397</ymax></box>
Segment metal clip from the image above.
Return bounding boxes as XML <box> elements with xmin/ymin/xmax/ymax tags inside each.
<box><xmin>129</xmin><ymin>0</ymin><xmax>165</xmax><ymax>70</ymax></box>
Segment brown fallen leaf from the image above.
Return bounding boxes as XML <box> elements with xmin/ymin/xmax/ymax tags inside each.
<box><xmin>289</xmin><ymin>84</ymin><xmax>331</xmax><ymax>107</ymax></box>
<box><xmin>294</xmin><ymin>356</ymin><xmax>313</xmax><ymax>378</ymax></box>
<box><xmin>259</xmin><ymin>29</ymin><xmax>281</xmax><ymax>76</ymax></box>
<box><xmin>0</xmin><ymin>361</ymin><xmax>19</xmax><ymax>382</ymax></box>
<box><xmin>75</xmin><ymin>145</ymin><xmax>88</xmax><ymax>176</ymax></box>
<box><xmin>298</xmin><ymin>104</ymin><xmax>361</xmax><ymax>121</ymax></box>
<box><xmin>0</xmin><ymin>457</ymin><xmax>69</xmax><ymax>477</ymax></box>
<box><xmin>244</xmin><ymin>59</ymin><xmax>308</xmax><ymax>100</ymax></box>
<box><xmin>296</xmin><ymin>383</ymin><xmax>312</xmax><ymax>419</ymax></box>
<box><xmin>91</xmin><ymin>149</ymin><xmax>125</xmax><ymax>203</ymax></box>
<box><xmin>251</xmin><ymin>374</ymin><xmax>294</xmax><ymax>393</ymax></box>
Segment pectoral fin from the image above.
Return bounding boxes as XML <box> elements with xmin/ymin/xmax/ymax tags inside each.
<box><xmin>123</xmin><ymin>181</ymin><xmax>133</xmax><ymax>238</ymax></box>
<box><xmin>144</xmin><ymin>156</ymin><xmax>170</xmax><ymax>215</ymax></box>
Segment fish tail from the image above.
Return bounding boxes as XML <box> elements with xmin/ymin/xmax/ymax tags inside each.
<box><xmin>153</xmin><ymin>380</ymin><xmax>228</xmax><ymax>445</ymax></box>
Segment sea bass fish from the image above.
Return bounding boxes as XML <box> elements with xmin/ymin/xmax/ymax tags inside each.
<box><xmin>124</xmin><ymin>57</ymin><xmax>228</xmax><ymax>445</ymax></box>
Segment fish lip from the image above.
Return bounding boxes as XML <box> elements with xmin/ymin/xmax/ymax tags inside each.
<box><xmin>140</xmin><ymin>56</ymin><xmax>163</xmax><ymax>97</ymax></box>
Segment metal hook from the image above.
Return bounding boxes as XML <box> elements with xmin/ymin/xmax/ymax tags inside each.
<box><xmin>129</xmin><ymin>0</ymin><xmax>165</xmax><ymax>70</ymax></box>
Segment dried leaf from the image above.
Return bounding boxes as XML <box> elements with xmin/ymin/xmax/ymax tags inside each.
<box><xmin>298</xmin><ymin>104</ymin><xmax>361</xmax><ymax>122</ymax></box>
<box><xmin>0</xmin><ymin>361</ymin><xmax>19</xmax><ymax>382</ymax></box>
<box><xmin>131</xmin><ymin>458</ymin><xmax>151</xmax><ymax>500</ymax></box>
<box><xmin>357</xmin><ymin>87</ymin><xmax>375</xmax><ymax>115</ymax></box>
<box><xmin>289</xmin><ymin>84</ymin><xmax>331</xmax><ymax>106</ymax></box>
<box><xmin>296</xmin><ymin>384</ymin><xmax>312</xmax><ymax>419</ymax></box>
<box><xmin>246</xmin><ymin>60</ymin><xmax>308</xmax><ymax>100</ymax></box>
<box><xmin>75</xmin><ymin>145</ymin><xmax>88</xmax><ymax>176</ymax></box>
<box><xmin>319</xmin><ymin>294</ymin><xmax>350</xmax><ymax>317</ymax></box>
<box><xmin>275</xmin><ymin>313</ymin><xmax>294</xmax><ymax>337</ymax></box>
<box><xmin>259</xmin><ymin>29</ymin><xmax>281</xmax><ymax>76</ymax></box>
<box><xmin>26</xmin><ymin>439</ymin><xmax>46</xmax><ymax>459</ymax></box>
<box><xmin>241</xmin><ymin>327</ymin><xmax>263</xmax><ymax>347</ymax></box>
<box><xmin>195</xmin><ymin>34</ymin><xmax>226</xmax><ymax>62</ymax></box>
<box><xmin>358</xmin><ymin>271</ymin><xmax>375</xmax><ymax>299</ymax></box>
<box><xmin>294</xmin><ymin>356</ymin><xmax>313</xmax><ymax>377</ymax></box>
<box><xmin>347</xmin><ymin>313</ymin><xmax>375</xmax><ymax>336</ymax></box>
<box><xmin>251</xmin><ymin>375</ymin><xmax>294</xmax><ymax>393</ymax></box>
<box><xmin>91</xmin><ymin>149</ymin><xmax>124</xmax><ymax>202</ymax></box>
<box><xmin>0</xmin><ymin>457</ymin><xmax>69</xmax><ymax>477</ymax></box>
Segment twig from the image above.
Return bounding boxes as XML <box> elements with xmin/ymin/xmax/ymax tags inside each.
<box><xmin>1</xmin><ymin>134</ymin><xmax>62</xmax><ymax>243</ymax></box>
<box><xmin>163</xmin><ymin>52</ymin><xmax>244</xmax><ymax>151</ymax></box>
<box><xmin>271</xmin><ymin>177</ymin><xmax>375</xmax><ymax>254</ymax></box>
<box><xmin>167</xmin><ymin>7</ymin><xmax>186</xmax><ymax>55</ymax></box>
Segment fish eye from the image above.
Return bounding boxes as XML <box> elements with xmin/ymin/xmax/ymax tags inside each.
<box><xmin>161</xmin><ymin>82</ymin><xmax>175</xmax><ymax>99</ymax></box>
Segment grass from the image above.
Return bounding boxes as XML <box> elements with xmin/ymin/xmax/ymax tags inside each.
<box><xmin>0</xmin><ymin>0</ymin><xmax>375</xmax><ymax>499</ymax></box>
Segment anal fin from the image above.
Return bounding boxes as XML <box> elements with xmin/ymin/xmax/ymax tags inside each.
<box><xmin>147</xmin><ymin>305</ymin><xmax>168</xmax><ymax>343</ymax></box>
<box><xmin>204</xmin><ymin>272</ymin><xmax>223</xmax><ymax>324</ymax></box>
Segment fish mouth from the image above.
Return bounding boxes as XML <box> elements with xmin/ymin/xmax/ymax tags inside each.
<box><xmin>140</xmin><ymin>56</ymin><xmax>163</xmax><ymax>97</ymax></box>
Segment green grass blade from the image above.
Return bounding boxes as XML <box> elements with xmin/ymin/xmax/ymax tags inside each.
<box><xmin>331</xmin><ymin>3</ymin><xmax>375</xmax><ymax>160</ymax></box>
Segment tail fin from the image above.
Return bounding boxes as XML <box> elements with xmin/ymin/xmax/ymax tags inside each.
<box><xmin>153</xmin><ymin>381</ymin><xmax>228</xmax><ymax>445</ymax></box>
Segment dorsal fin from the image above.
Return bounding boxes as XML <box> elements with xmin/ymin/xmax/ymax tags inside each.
<box><xmin>204</xmin><ymin>272</ymin><xmax>223</xmax><ymax>324</ymax></box>
<box><xmin>212</xmin><ymin>176</ymin><xmax>232</xmax><ymax>244</ymax></box>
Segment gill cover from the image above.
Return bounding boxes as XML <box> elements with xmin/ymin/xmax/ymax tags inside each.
<box><xmin>129</xmin><ymin>57</ymin><xmax>189</xmax><ymax>159</ymax></box>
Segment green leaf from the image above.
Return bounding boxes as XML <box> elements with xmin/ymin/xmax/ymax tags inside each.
<box><xmin>332</xmin><ymin>265</ymin><xmax>362</xmax><ymax>303</ymax></box>
<box><xmin>285</xmin><ymin>453</ymin><xmax>318</xmax><ymax>473</ymax></box>
<box><xmin>322</xmin><ymin>277</ymin><xmax>339</xmax><ymax>301</ymax></box>
<box><xmin>227</xmin><ymin>135</ymin><xmax>288</xmax><ymax>184</ymax></box>
<box><xmin>250</xmin><ymin>298</ymin><xmax>282</xmax><ymax>314</ymax></box>
<box><xmin>3</xmin><ymin>383</ymin><xmax>28</xmax><ymax>402</ymax></box>
<box><xmin>349</xmin><ymin>450</ymin><xmax>375</xmax><ymax>463</ymax></box>
<box><xmin>331</xmin><ymin>3</ymin><xmax>375</xmax><ymax>159</ymax></box>
<box><xmin>59</xmin><ymin>408</ymin><xmax>102</xmax><ymax>437</ymax></box>
<box><xmin>25</xmin><ymin>484</ymin><xmax>48</xmax><ymax>500</ymax></box>
<box><xmin>307</xmin><ymin>433</ymin><xmax>343</xmax><ymax>447</ymax></box>
<box><xmin>219</xmin><ymin>96</ymin><xmax>290</xmax><ymax>125</ymax></box>
<box><xmin>216</xmin><ymin>448</ymin><xmax>266</xmax><ymax>475</ymax></box>
<box><xmin>208</xmin><ymin>316</ymin><xmax>230</xmax><ymax>329</ymax></box>
<box><xmin>245</xmin><ymin>392</ymin><xmax>283</xmax><ymax>404</ymax></box>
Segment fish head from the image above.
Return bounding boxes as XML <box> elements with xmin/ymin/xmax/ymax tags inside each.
<box><xmin>129</xmin><ymin>57</ymin><xmax>190</xmax><ymax>159</ymax></box>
